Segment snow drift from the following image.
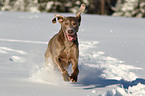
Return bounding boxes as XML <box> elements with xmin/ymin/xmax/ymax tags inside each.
<box><xmin>0</xmin><ymin>11</ymin><xmax>145</xmax><ymax>96</ymax></box>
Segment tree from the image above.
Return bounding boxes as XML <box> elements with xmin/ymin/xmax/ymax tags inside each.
<box><xmin>0</xmin><ymin>0</ymin><xmax>118</xmax><ymax>16</ymax></box>
<box><xmin>0</xmin><ymin>0</ymin><xmax>12</xmax><ymax>11</ymax></box>
<box><xmin>113</xmin><ymin>0</ymin><xmax>145</xmax><ymax>18</ymax></box>
<box><xmin>0</xmin><ymin>0</ymin><xmax>39</xmax><ymax>12</ymax></box>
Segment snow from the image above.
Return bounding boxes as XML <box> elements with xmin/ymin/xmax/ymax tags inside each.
<box><xmin>0</xmin><ymin>11</ymin><xmax>145</xmax><ymax>96</ymax></box>
<box><xmin>0</xmin><ymin>46</ymin><xmax>27</xmax><ymax>54</ymax></box>
<box><xmin>104</xmin><ymin>83</ymin><xmax>145</xmax><ymax>96</ymax></box>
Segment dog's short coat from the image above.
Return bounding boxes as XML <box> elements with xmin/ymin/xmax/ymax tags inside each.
<box><xmin>45</xmin><ymin>4</ymin><xmax>85</xmax><ymax>82</ymax></box>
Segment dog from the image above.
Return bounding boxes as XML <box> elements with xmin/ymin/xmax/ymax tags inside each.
<box><xmin>45</xmin><ymin>4</ymin><xmax>85</xmax><ymax>82</ymax></box>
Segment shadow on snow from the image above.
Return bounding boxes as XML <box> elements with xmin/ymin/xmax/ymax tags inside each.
<box><xmin>77</xmin><ymin>72</ymin><xmax>145</xmax><ymax>89</ymax></box>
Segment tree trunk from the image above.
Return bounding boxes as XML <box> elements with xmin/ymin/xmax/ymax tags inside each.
<box><xmin>101</xmin><ymin>0</ymin><xmax>105</xmax><ymax>15</ymax></box>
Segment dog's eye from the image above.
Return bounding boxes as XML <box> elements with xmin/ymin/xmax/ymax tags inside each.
<box><xmin>65</xmin><ymin>23</ymin><xmax>68</xmax><ymax>25</ymax></box>
<box><xmin>73</xmin><ymin>23</ymin><xmax>76</xmax><ymax>26</ymax></box>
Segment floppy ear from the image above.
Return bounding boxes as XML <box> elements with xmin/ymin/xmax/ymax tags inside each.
<box><xmin>76</xmin><ymin>4</ymin><xmax>86</xmax><ymax>23</ymax></box>
<box><xmin>52</xmin><ymin>14</ymin><xmax>64</xmax><ymax>24</ymax></box>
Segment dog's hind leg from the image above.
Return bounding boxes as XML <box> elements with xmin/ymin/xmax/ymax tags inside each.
<box><xmin>44</xmin><ymin>48</ymin><xmax>51</xmax><ymax>66</ymax></box>
<box><xmin>45</xmin><ymin>57</ymin><xmax>49</xmax><ymax>66</ymax></box>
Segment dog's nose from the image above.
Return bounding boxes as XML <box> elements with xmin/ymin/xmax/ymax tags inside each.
<box><xmin>68</xmin><ymin>30</ymin><xmax>74</xmax><ymax>34</ymax></box>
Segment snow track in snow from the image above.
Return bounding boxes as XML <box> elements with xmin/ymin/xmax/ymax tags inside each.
<box><xmin>0</xmin><ymin>39</ymin><xmax>47</xmax><ymax>44</ymax></box>
<box><xmin>0</xmin><ymin>38</ymin><xmax>141</xmax><ymax>83</ymax></box>
<box><xmin>0</xmin><ymin>46</ymin><xmax>27</xmax><ymax>54</ymax></box>
<box><xmin>9</xmin><ymin>56</ymin><xmax>25</xmax><ymax>63</ymax></box>
<box><xmin>25</xmin><ymin>39</ymin><xmax>143</xmax><ymax>91</ymax></box>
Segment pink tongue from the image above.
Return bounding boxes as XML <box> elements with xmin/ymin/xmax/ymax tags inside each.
<box><xmin>67</xmin><ymin>35</ymin><xmax>74</xmax><ymax>41</ymax></box>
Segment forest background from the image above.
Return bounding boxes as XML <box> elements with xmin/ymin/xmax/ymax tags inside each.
<box><xmin>0</xmin><ymin>0</ymin><xmax>145</xmax><ymax>18</ymax></box>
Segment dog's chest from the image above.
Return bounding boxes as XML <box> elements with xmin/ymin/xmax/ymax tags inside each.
<box><xmin>58</xmin><ymin>41</ymin><xmax>78</xmax><ymax>66</ymax></box>
<box><xmin>58</xmin><ymin>47</ymin><xmax>73</xmax><ymax>67</ymax></box>
<box><xmin>62</xmin><ymin>42</ymin><xmax>74</xmax><ymax>57</ymax></box>
<box><xmin>60</xmin><ymin>47</ymin><xmax>72</xmax><ymax>59</ymax></box>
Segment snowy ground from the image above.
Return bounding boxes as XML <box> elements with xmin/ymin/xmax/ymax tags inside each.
<box><xmin>0</xmin><ymin>11</ymin><xmax>145</xmax><ymax>96</ymax></box>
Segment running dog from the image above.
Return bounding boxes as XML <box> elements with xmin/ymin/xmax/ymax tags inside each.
<box><xmin>45</xmin><ymin>4</ymin><xmax>85</xmax><ymax>82</ymax></box>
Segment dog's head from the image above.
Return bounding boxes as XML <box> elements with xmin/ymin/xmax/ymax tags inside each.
<box><xmin>52</xmin><ymin>4</ymin><xmax>85</xmax><ymax>41</ymax></box>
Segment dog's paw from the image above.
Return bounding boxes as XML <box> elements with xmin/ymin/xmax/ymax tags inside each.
<box><xmin>62</xmin><ymin>71</ymin><xmax>70</xmax><ymax>81</ymax></box>
<box><xmin>69</xmin><ymin>73</ymin><xmax>78</xmax><ymax>83</ymax></box>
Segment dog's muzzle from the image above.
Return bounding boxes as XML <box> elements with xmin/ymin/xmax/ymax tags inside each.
<box><xmin>65</xmin><ymin>29</ymin><xmax>77</xmax><ymax>42</ymax></box>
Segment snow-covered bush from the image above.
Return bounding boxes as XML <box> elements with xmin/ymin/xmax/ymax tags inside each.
<box><xmin>0</xmin><ymin>0</ymin><xmax>39</xmax><ymax>13</ymax></box>
<box><xmin>113</xmin><ymin>0</ymin><xmax>145</xmax><ymax>18</ymax></box>
<box><xmin>0</xmin><ymin>0</ymin><xmax>89</xmax><ymax>13</ymax></box>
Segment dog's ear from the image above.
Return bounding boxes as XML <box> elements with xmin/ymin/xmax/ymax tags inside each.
<box><xmin>52</xmin><ymin>14</ymin><xmax>64</xmax><ymax>24</ymax></box>
<box><xmin>76</xmin><ymin>4</ymin><xmax>86</xmax><ymax>23</ymax></box>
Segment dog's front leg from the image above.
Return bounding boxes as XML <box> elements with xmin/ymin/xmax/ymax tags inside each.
<box><xmin>70</xmin><ymin>59</ymin><xmax>79</xmax><ymax>82</ymax></box>
<box><xmin>53</xmin><ymin>57</ymin><xmax>70</xmax><ymax>81</ymax></box>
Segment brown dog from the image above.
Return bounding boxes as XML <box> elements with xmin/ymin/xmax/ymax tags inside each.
<box><xmin>45</xmin><ymin>4</ymin><xmax>85</xmax><ymax>82</ymax></box>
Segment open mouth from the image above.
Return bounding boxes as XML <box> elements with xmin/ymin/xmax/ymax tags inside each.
<box><xmin>66</xmin><ymin>34</ymin><xmax>76</xmax><ymax>41</ymax></box>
